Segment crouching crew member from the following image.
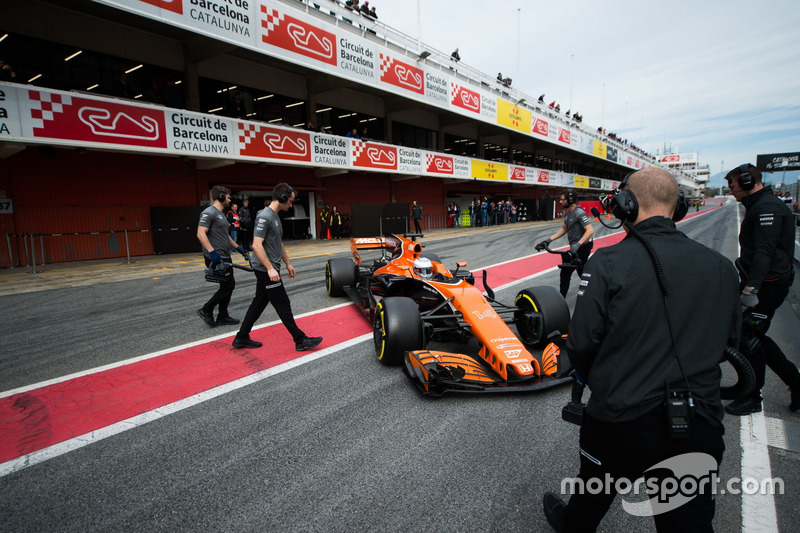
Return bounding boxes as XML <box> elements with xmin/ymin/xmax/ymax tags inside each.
<box><xmin>233</xmin><ymin>183</ymin><xmax>323</xmax><ymax>351</ymax></box>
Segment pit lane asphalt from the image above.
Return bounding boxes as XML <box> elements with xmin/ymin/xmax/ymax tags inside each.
<box><xmin>1</xmin><ymin>202</ymin><xmax>798</xmax><ymax>532</ymax></box>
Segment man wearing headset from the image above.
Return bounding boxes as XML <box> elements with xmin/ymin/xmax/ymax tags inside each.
<box><xmin>232</xmin><ymin>183</ymin><xmax>323</xmax><ymax>351</ymax></box>
<box><xmin>197</xmin><ymin>185</ymin><xmax>249</xmax><ymax>327</ymax></box>
<box><xmin>542</xmin><ymin>169</ymin><xmax>740</xmax><ymax>532</ymax></box>
<box><xmin>724</xmin><ymin>163</ymin><xmax>799</xmax><ymax>415</ymax></box>
<box><xmin>536</xmin><ymin>189</ymin><xmax>594</xmax><ymax>297</ymax></box>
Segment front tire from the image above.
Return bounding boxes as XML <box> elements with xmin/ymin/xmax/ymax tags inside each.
<box><xmin>326</xmin><ymin>258</ymin><xmax>357</xmax><ymax>297</ymax></box>
<box><xmin>373</xmin><ymin>297</ymin><xmax>423</xmax><ymax>366</ymax></box>
<box><xmin>514</xmin><ymin>286</ymin><xmax>570</xmax><ymax>346</ymax></box>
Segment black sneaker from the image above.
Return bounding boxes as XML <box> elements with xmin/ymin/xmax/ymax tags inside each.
<box><xmin>790</xmin><ymin>387</ymin><xmax>800</xmax><ymax>412</ymax></box>
<box><xmin>216</xmin><ymin>316</ymin><xmax>240</xmax><ymax>326</ymax></box>
<box><xmin>232</xmin><ymin>336</ymin><xmax>262</xmax><ymax>349</ymax></box>
<box><xmin>542</xmin><ymin>491</ymin><xmax>567</xmax><ymax>532</ymax></box>
<box><xmin>197</xmin><ymin>308</ymin><xmax>216</xmax><ymax>328</ymax></box>
<box><xmin>725</xmin><ymin>397</ymin><xmax>763</xmax><ymax>416</ymax></box>
<box><xmin>296</xmin><ymin>336</ymin><xmax>322</xmax><ymax>352</ymax></box>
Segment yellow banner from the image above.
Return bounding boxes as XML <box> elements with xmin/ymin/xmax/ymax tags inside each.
<box><xmin>592</xmin><ymin>140</ymin><xmax>608</xmax><ymax>159</ymax></box>
<box><xmin>472</xmin><ymin>160</ymin><xmax>508</xmax><ymax>181</ymax></box>
<box><xmin>574</xmin><ymin>175</ymin><xmax>590</xmax><ymax>188</ymax></box>
<box><xmin>496</xmin><ymin>99</ymin><xmax>532</xmax><ymax>134</ymax></box>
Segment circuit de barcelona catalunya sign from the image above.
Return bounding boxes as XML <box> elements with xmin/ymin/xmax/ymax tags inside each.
<box><xmin>87</xmin><ymin>0</ymin><xmax>653</xmax><ymax>171</ymax></box>
<box><xmin>3</xmin><ymin>81</ymin><xmax>626</xmax><ymax>189</ymax></box>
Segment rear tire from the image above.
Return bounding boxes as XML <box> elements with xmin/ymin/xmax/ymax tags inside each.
<box><xmin>514</xmin><ymin>286</ymin><xmax>570</xmax><ymax>346</ymax></box>
<box><xmin>326</xmin><ymin>258</ymin><xmax>357</xmax><ymax>297</ymax></box>
<box><xmin>373</xmin><ymin>297</ymin><xmax>423</xmax><ymax>366</ymax></box>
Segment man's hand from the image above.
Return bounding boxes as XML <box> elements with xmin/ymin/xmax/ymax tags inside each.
<box><xmin>570</xmin><ymin>242</ymin><xmax>581</xmax><ymax>254</ymax></box>
<box><xmin>209</xmin><ymin>250</ymin><xmax>221</xmax><ymax>267</ymax></box>
<box><xmin>535</xmin><ymin>240</ymin><xmax>549</xmax><ymax>252</ymax></box>
<box><xmin>267</xmin><ymin>266</ymin><xmax>280</xmax><ymax>282</ymax></box>
<box><xmin>286</xmin><ymin>263</ymin><xmax>297</xmax><ymax>279</ymax></box>
<box><xmin>740</xmin><ymin>290</ymin><xmax>759</xmax><ymax>309</ymax></box>
<box><xmin>236</xmin><ymin>246</ymin><xmax>250</xmax><ymax>262</ymax></box>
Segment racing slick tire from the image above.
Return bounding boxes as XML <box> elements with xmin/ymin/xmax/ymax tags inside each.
<box><xmin>326</xmin><ymin>258</ymin><xmax>357</xmax><ymax>297</ymax></box>
<box><xmin>373</xmin><ymin>297</ymin><xmax>423</xmax><ymax>366</ymax></box>
<box><xmin>513</xmin><ymin>286</ymin><xmax>570</xmax><ymax>346</ymax></box>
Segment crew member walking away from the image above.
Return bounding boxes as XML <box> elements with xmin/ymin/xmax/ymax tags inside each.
<box><xmin>412</xmin><ymin>200</ymin><xmax>423</xmax><ymax>234</ymax></box>
<box><xmin>233</xmin><ymin>183</ymin><xmax>323</xmax><ymax>351</ymax></box>
<box><xmin>724</xmin><ymin>163</ymin><xmax>800</xmax><ymax>415</ymax></box>
<box><xmin>535</xmin><ymin>189</ymin><xmax>594</xmax><ymax>297</ymax></box>
<box><xmin>197</xmin><ymin>186</ymin><xmax>250</xmax><ymax>327</ymax></box>
<box><xmin>238</xmin><ymin>199</ymin><xmax>253</xmax><ymax>250</ymax></box>
<box><xmin>542</xmin><ymin>169</ymin><xmax>741</xmax><ymax>532</ymax></box>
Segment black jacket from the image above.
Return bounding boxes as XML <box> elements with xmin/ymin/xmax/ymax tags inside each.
<box><xmin>566</xmin><ymin>217</ymin><xmax>740</xmax><ymax>426</ymax></box>
<box><xmin>739</xmin><ymin>186</ymin><xmax>795</xmax><ymax>289</ymax></box>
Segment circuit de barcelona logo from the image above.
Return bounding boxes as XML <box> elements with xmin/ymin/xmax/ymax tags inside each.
<box><xmin>261</xmin><ymin>6</ymin><xmax>337</xmax><ymax>66</ymax></box>
<box><xmin>379</xmin><ymin>55</ymin><xmax>424</xmax><ymax>95</ymax></box>
<box><xmin>27</xmin><ymin>90</ymin><xmax>167</xmax><ymax>148</ymax></box>
<box><xmin>238</xmin><ymin>123</ymin><xmax>311</xmax><ymax>162</ymax></box>
<box><xmin>138</xmin><ymin>0</ymin><xmax>182</xmax><ymax>15</ymax></box>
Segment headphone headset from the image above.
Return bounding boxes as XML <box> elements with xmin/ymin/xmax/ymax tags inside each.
<box><xmin>563</xmin><ymin>189</ymin><xmax>577</xmax><ymax>207</ymax></box>
<box><xmin>610</xmin><ymin>171</ymin><xmax>689</xmax><ymax>223</ymax></box>
<box><xmin>737</xmin><ymin>163</ymin><xmax>756</xmax><ymax>191</ymax></box>
<box><xmin>216</xmin><ymin>186</ymin><xmax>229</xmax><ymax>202</ymax></box>
<box><xmin>277</xmin><ymin>186</ymin><xmax>295</xmax><ymax>204</ymax></box>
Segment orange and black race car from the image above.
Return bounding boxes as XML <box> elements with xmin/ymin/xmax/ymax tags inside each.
<box><xmin>325</xmin><ymin>233</ymin><xmax>573</xmax><ymax>397</ymax></box>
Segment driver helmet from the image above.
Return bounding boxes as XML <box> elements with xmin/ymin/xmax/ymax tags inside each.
<box><xmin>413</xmin><ymin>257</ymin><xmax>433</xmax><ymax>279</ymax></box>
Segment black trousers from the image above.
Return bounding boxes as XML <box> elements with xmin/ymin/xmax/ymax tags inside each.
<box><xmin>560</xmin><ymin>241</ymin><xmax>593</xmax><ymax>297</ymax></box>
<box><xmin>414</xmin><ymin>218</ymin><xmax>422</xmax><ymax>233</ymax></box>
<box><xmin>202</xmin><ymin>255</ymin><xmax>235</xmax><ymax>318</ymax></box>
<box><xmin>238</xmin><ymin>269</ymin><xmax>304</xmax><ymax>342</ymax></box>
<box><xmin>746</xmin><ymin>271</ymin><xmax>800</xmax><ymax>399</ymax></box>
<box><xmin>563</xmin><ymin>410</ymin><xmax>724</xmax><ymax>533</ymax></box>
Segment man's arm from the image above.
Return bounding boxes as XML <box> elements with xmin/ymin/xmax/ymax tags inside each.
<box><xmin>578</xmin><ymin>220</ymin><xmax>595</xmax><ymax>246</ymax></box>
<box><xmin>197</xmin><ymin>226</ymin><xmax>213</xmax><ymax>253</ymax></box>
<box><xmin>281</xmin><ymin>244</ymin><xmax>296</xmax><ymax>279</ymax></box>
<box><xmin>565</xmin><ymin>256</ymin><xmax>609</xmax><ymax>378</ymax></box>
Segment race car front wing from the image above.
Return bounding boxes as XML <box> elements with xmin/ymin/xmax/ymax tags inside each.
<box><xmin>403</xmin><ymin>349</ymin><xmax>572</xmax><ymax>397</ymax></box>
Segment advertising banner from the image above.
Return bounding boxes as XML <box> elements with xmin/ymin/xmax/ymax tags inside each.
<box><xmin>238</xmin><ymin>122</ymin><xmax>311</xmax><ymax>162</ymax></box>
<box><xmin>352</xmin><ymin>140</ymin><xmax>398</xmax><ymax>170</ymax></box>
<box><xmin>2</xmin><ymin>79</ymin><xmax>615</xmax><ymax>192</ymax></box>
<box><xmin>496</xmin><ymin>99</ymin><xmax>531</xmax><ymax>135</ymax></box>
<box><xmin>425</xmin><ymin>153</ymin><xmax>455</xmax><ymax>175</ymax></box>
<box><xmin>757</xmin><ymin>152</ymin><xmax>800</xmax><ymax>172</ymax></box>
<box><xmin>93</xmin><ymin>0</ymin><xmax>647</xmax><ymax>170</ymax></box>
<box><xmin>23</xmin><ymin>89</ymin><xmax>168</xmax><ymax>149</ymax></box>
<box><xmin>471</xmin><ymin>160</ymin><xmax>508</xmax><ymax>181</ymax></box>
<box><xmin>592</xmin><ymin>140</ymin><xmax>607</xmax><ymax>159</ymax></box>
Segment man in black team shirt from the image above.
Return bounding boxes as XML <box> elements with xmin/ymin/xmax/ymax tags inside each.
<box><xmin>541</xmin><ymin>169</ymin><xmax>740</xmax><ymax>532</ymax></box>
<box><xmin>724</xmin><ymin>163</ymin><xmax>800</xmax><ymax>415</ymax></box>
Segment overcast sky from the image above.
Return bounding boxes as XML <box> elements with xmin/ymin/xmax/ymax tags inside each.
<box><xmin>374</xmin><ymin>0</ymin><xmax>800</xmax><ymax>188</ymax></box>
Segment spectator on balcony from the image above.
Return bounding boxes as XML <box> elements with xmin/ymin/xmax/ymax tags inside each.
<box><xmin>227</xmin><ymin>92</ymin><xmax>246</xmax><ymax>119</ymax></box>
<box><xmin>360</xmin><ymin>0</ymin><xmax>370</xmax><ymax>16</ymax></box>
<box><xmin>0</xmin><ymin>59</ymin><xmax>17</xmax><ymax>82</ymax></box>
<box><xmin>538</xmin><ymin>93</ymin><xmax>545</xmax><ymax>104</ymax></box>
<box><xmin>345</xmin><ymin>127</ymin><xmax>360</xmax><ymax>139</ymax></box>
<box><xmin>451</xmin><ymin>48</ymin><xmax>461</xmax><ymax>63</ymax></box>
